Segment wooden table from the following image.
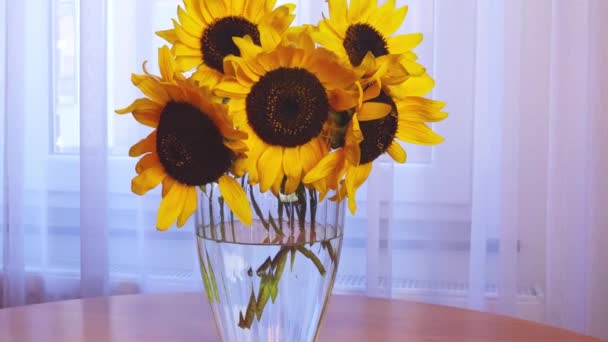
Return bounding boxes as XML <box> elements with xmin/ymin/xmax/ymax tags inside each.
<box><xmin>0</xmin><ymin>293</ymin><xmax>600</xmax><ymax>341</ymax></box>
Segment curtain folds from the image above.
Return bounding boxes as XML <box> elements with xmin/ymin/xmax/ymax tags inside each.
<box><xmin>1</xmin><ymin>0</ymin><xmax>607</xmax><ymax>339</ymax></box>
<box><xmin>80</xmin><ymin>0</ymin><xmax>110</xmax><ymax>299</ymax></box>
<box><xmin>479</xmin><ymin>0</ymin><xmax>608</xmax><ymax>336</ymax></box>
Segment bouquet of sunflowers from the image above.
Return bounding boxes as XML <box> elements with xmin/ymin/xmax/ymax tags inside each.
<box><xmin>117</xmin><ymin>0</ymin><xmax>446</xmax><ymax>231</ymax></box>
<box><xmin>117</xmin><ymin>0</ymin><xmax>447</xmax><ymax>335</ymax></box>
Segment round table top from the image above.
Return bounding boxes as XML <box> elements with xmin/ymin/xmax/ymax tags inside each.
<box><xmin>0</xmin><ymin>292</ymin><xmax>599</xmax><ymax>342</ymax></box>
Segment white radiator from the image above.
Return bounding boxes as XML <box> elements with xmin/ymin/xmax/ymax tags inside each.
<box><xmin>334</xmin><ymin>274</ymin><xmax>545</xmax><ymax>322</ymax></box>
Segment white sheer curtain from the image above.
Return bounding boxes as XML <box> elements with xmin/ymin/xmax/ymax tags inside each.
<box><xmin>1</xmin><ymin>0</ymin><xmax>607</xmax><ymax>339</ymax></box>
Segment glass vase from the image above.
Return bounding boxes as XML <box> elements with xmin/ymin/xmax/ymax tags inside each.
<box><xmin>195</xmin><ymin>182</ymin><xmax>345</xmax><ymax>342</ymax></box>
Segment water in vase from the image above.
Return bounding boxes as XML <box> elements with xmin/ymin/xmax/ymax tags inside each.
<box><xmin>196</xmin><ymin>221</ymin><xmax>343</xmax><ymax>342</ymax></box>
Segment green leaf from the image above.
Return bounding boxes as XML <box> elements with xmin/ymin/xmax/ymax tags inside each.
<box><xmin>256</xmin><ymin>276</ymin><xmax>271</xmax><ymax>320</ymax></box>
<box><xmin>290</xmin><ymin>248</ymin><xmax>296</xmax><ymax>271</ymax></box>
<box><xmin>297</xmin><ymin>246</ymin><xmax>326</xmax><ymax>276</ymax></box>
<box><xmin>269</xmin><ymin>278</ymin><xmax>279</xmax><ymax>303</ymax></box>
<box><xmin>238</xmin><ymin>289</ymin><xmax>257</xmax><ymax>329</ymax></box>
<box><xmin>205</xmin><ymin>251</ymin><xmax>220</xmax><ymax>302</ymax></box>
<box><xmin>270</xmin><ymin>249</ymin><xmax>288</xmax><ymax>303</ymax></box>
<box><xmin>256</xmin><ymin>257</ymin><xmax>272</xmax><ymax>276</ymax></box>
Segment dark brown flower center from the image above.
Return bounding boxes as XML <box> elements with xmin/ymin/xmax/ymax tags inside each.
<box><xmin>246</xmin><ymin>67</ymin><xmax>329</xmax><ymax>147</ymax></box>
<box><xmin>156</xmin><ymin>101</ymin><xmax>234</xmax><ymax>185</ymax></box>
<box><xmin>343</xmin><ymin>23</ymin><xmax>389</xmax><ymax>67</ymax></box>
<box><xmin>359</xmin><ymin>91</ymin><xmax>398</xmax><ymax>164</ymax></box>
<box><xmin>201</xmin><ymin>16</ymin><xmax>261</xmax><ymax>73</ymax></box>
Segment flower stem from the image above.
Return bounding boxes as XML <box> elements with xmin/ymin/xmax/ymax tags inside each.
<box><xmin>218</xmin><ymin>196</ymin><xmax>226</xmax><ymax>241</ymax></box>
<box><xmin>209</xmin><ymin>186</ymin><xmax>216</xmax><ymax>240</ymax></box>
<box><xmin>309</xmin><ymin>188</ymin><xmax>317</xmax><ymax>233</ymax></box>
<box><xmin>249</xmin><ymin>187</ymin><xmax>269</xmax><ymax>231</ymax></box>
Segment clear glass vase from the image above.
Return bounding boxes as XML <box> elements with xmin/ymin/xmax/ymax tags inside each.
<box><xmin>195</xmin><ymin>182</ymin><xmax>345</xmax><ymax>342</ymax></box>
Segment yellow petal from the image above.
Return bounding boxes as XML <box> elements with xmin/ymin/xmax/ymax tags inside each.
<box><xmin>386</xmin><ymin>141</ymin><xmax>407</xmax><ymax>163</ymax></box>
<box><xmin>214</xmin><ymin>80</ymin><xmax>251</xmax><ymax>98</ymax></box>
<box><xmin>163</xmin><ymin>84</ymin><xmax>188</xmax><ymax>103</ymax></box>
<box><xmin>157</xmin><ymin>182</ymin><xmax>188</xmax><ymax>230</ymax></box>
<box><xmin>192</xmin><ymin>67</ymin><xmax>222</xmax><ymax>87</ymax></box>
<box><xmin>177</xmin><ymin>5</ymin><xmax>204</xmax><ymax>38</ymax></box>
<box><xmin>172</xmin><ymin>19</ymin><xmax>201</xmax><ymax>49</ymax></box>
<box><xmin>173</xmin><ymin>42</ymin><xmax>202</xmax><ymax>57</ymax></box>
<box><xmin>232</xmin><ymin>158</ymin><xmax>248</xmax><ymax>178</ymax></box>
<box><xmin>258</xmin><ymin>146</ymin><xmax>283</xmax><ymax>193</ymax></box>
<box><xmin>300</xmin><ymin>139</ymin><xmax>323</xmax><ymax>174</ymax></box>
<box><xmin>194</xmin><ymin>0</ymin><xmax>214</xmax><ymax>24</ymax></box>
<box><xmin>367</xmin><ymin>0</ymin><xmax>393</xmax><ymax>28</ymax></box>
<box><xmin>158</xmin><ymin>46</ymin><xmax>177</xmax><ymax>82</ymax></box>
<box><xmin>391</xmin><ymin>73</ymin><xmax>435</xmax><ymax>98</ymax></box>
<box><xmin>349</xmin><ymin>0</ymin><xmax>374</xmax><ymax>22</ymax></box>
<box><xmin>362</xmin><ymin>79</ymin><xmax>381</xmax><ymax>102</ymax></box>
<box><xmin>258</xmin><ymin>5</ymin><xmax>296</xmax><ymax>49</ymax></box>
<box><xmin>402</xmin><ymin>59</ymin><xmax>426</xmax><ymax>77</ymax></box>
<box><xmin>303</xmin><ymin>150</ymin><xmax>342</xmax><ymax>184</ymax></box>
<box><xmin>345</xmin><ymin>163</ymin><xmax>373</xmax><ymax>214</ymax></box>
<box><xmin>177</xmin><ymin>56</ymin><xmax>202</xmax><ymax>72</ymax></box>
<box><xmin>177</xmin><ymin>186</ymin><xmax>198</xmax><ymax>227</ymax></box>
<box><xmin>246</xmin><ymin>142</ymin><xmax>265</xmax><ymax>185</ymax></box>
<box><xmin>219</xmin><ymin>175</ymin><xmax>253</xmax><ymax>226</ymax></box>
<box><xmin>344</xmin><ymin>116</ymin><xmax>362</xmax><ymax>166</ymax></box>
<box><xmin>182</xmin><ymin>0</ymin><xmax>206</xmax><ymax>24</ymax></box>
<box><xmin>156</xmin><ymin>29</ymin><xmax>178</xmax><ymax>44</ymax></box>
<box><xmin>132</xmin><ymin>107</ymin><xmax>161</xmax><ymax>127</ymax></box>
<box><xmin>224</xmin><ymin>139</ymin><xmax>249</xmax><ymax>153</ymax></box>
<box><xmin>129</xmin><ymin>131</ymin><xmax>157</xmax><ymax>157</ymax></box>
<box><xmin>329</xmin><ymin>88</ymin><xmax>360</xmax><ymax>111</ymax></box>
<box><xmin>388</xmin><ymin>33</ymin><xmax>423</xmax><ymax>54</ymax></box>
<box><xmin>357</xmin><ymin>102</ymin><xmax>392</xmax><ymax>121</ymax></box>
<box><xmin>224</xmin><ymin>58</ymin><xmax>258</xmax><ymax>86</ymax></box>
<box><xmin>308</xmin><ymin>50</ymin><xmax>358</xmax><ymax>89</ymax></box>
<box><xmin>162</xmin><ymin>177</ymin><xmax>175</xmax><ymax>197</ymax></box>
<box><xmin>135</xmin><ymin>153</ymin><xmax>160</xmax><ymax>174</ymax></box>
<box><xmin>136</xmin><ymin>78</ymin><xmax>169</xmax><ymax>104</ymax></box>
<box><xmin>311</xmin><ymin>24</ymin><xmax>345</xmax><ymax>53</ymax></box>
<box><xmin>328</xmin><ymin>0</ymin><xmax>348</xmax><ymax>27</ymax></box>
<box><xmin>283</xmin><ymin>147</ymin><xmax>302</xmax><ymax>194</ymax></box>
<box><xmin>397</xmin><ymin>97</ymin><xmax>447</xmax><ymax>122</ymax></box>
<box><xmin>245</xmin><ymin>0</ymin><xmax>264</xmax><ymax>22</ymax></box>
<box><xmin>271</xmin><ymin>171</ymin><xmax>284</xmax><ymax>196</ymax></box>
<box><xmin>314</xmin><ymin>179</ymin><xmax>330</xmax><ymax>201</ymax></box>
<box><xmin>385</xmin><ymin>5</ymin><xmax>409</xmax><ymax>36</ymax></box>
<box><xmin>202</xmin><ymin>0</ymin><xmax>226</xmax><ymax>18</ymax></box>
<box><xmin>396</xmin><ymin>121</ymin><xmax>444</xmax><ymax>145</ymax></box>
<box><xmin>233</xmin><ymin>36</ymin><xmax>263</xmax><ymax>60</ymax></box>
<box><xmin>229</xmin><ymin>0</ymin><xmax>245</xmax><ymax>14</ymax></box>
<box><xmin>131</xmin><ymin>166</ymin><xmax>166</xmax><ymax>195</ymax></box>
<box><xmin>330</xmin><ymin>184</ymin><xmax>348</xmax><ymax>203</ymax></box>
<box><xmin>115</xmin><ymin>98</ymin><xmax>161</xmax><ymax>115</ymax></box>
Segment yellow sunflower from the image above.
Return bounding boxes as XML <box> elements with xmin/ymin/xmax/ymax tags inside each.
<box><xmin>314</xmin><ymin>0</ymin><xmax>435</xmax><ymax>97</ymax></box>
<box><xmin>157</xmin><ymin>0</ymin><xmax>295</xmax><ymax>87</ymax></box>
<box><xmin>215</xmin><ymin>32</ymin><xmax>361</xmax><ymax>196</ymax></box>
<box><xmin>116</xmin><ymin>46</ymin><xmax>252</xmax><ymax>230</ymax></box>
<box><xmin>305</xmin><ymin>91</ymin><xmax>447</xmax><ymax>213</ymax></box>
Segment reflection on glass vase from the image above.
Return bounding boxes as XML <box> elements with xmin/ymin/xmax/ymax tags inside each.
<box><xmin>195</xmin><ymin>182</ymin><xmax>345</xmax><ymax>342</ymax></box>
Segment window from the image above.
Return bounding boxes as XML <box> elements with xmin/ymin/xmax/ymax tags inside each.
<box><xmin>53</xmin><ymin>0</ymin><xmax>79</xmax><ymax>154</ymax></box>
<box><xmin>17</xmin><ymin>0</ymin><xmax>518</xmax><ymax>306</ymax></box>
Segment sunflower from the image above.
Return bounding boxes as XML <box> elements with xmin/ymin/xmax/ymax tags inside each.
<box><xmin>156</xmin><ymin>0</ymin><xmax>295</xmax><ymax>87</ymax></box>
<box><xmin>215</xmin><ymin>32</ymin><xmax>361</xmax><ymax>195</ymax></box>
<box><xmin>116</xmin><ymin>46</ymin><xmax>252</xmax><ymax>230</ymax></box>
<box><xmin>314</xmin><ymin>0</ymin><xmax>434</xmax><ymax>97</ymax></box>
<box><xmin>305</xmin><ymin>91</ymin><xmax>447</xmax><ymax>213</ymax></box>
